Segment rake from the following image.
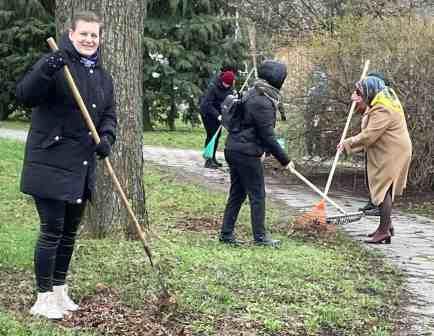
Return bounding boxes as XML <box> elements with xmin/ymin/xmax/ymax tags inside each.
<box><xmin>202</xmin><ymin>125</ymin><xmax>223</xmax><ymax>160</ymax></box>
<box><xmin>288</xmin><ymin>165</ymin><xmax>363</xmax><ymax>225</ymax></box>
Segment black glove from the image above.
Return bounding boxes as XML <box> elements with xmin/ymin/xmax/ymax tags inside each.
<box><xmin>95</xmin><ymin>136</ymin><xmax>111</xmax><ymax>160</ymax></box>
<box><xmin>41</xmin><ymin>50</ymin><xmax>66</xmax><ymax>76</ymax></box>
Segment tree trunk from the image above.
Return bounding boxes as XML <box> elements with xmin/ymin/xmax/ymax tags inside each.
<box><xmin>55</xmin><ymin>0</ymin><xmax>147</xmax><ymax>239</ymax></box>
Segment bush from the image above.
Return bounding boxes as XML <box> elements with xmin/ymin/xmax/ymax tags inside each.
<box><xmin>0</xmin><ymin>13</ymin><xmax>54</xmax><ymax>121</ymax></box>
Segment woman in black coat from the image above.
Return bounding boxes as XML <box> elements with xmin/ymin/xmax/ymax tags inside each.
<box><xmin>15</xmin><ymin>11</ymin><xmax>116</xmax><ymax>319</ymax></box>
<box><xmin>220</xmin><ymin>60</ymin><xmax>293</xmax><ymax>247</ymax></box>
<box><xmin>199</xmin><ymin>70</ymin><xmax>236</xmax><ymax>168</ymax></box>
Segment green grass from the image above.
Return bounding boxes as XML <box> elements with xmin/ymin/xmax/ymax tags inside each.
<box><xmin>143</xmin><ymin>123</ymin><xmax>228</xmax><ymax>151</ymax></box>
<box><xmin>0</xmin><ymin>119</ymin><xmax>30</xmax><ymax>131</ymax></box>
<box><xmin>0</xmin><ymin>310</ymin><xmax>96</xmax><ymax>336</ymax></box>
<box><xmin>0</xmin><ymin>138</ymin><xmax>403</xmax><ymax>335</ymax></box>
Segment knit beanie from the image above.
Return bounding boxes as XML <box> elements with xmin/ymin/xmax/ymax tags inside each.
<box><xmin>220</xmin><ymin>71</ymin><xmax>235</xmax><ymax>86</ymax></box>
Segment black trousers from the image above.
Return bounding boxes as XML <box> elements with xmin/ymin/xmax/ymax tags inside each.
<box><xmin>221</xmin><ymin>150</ymin><xmax>266</xmax><ymax>241</ymax></box>
<box><xmin>33</xmin><ymin>197</ymin><xmax>86</xmax><ymax>292</ymax></box>
<box><xmin>200</xmin><ymin>112</ymin><xmax>221</xmax><ymax>160</ymax></box>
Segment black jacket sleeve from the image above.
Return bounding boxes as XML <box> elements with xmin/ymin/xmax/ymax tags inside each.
<box><xmin>249</xmin><ymin>95</ymin><xmax>290</xmax><ymax>166</ymax></box>
<box><xmin>97</xmin><ymin>76</ymin><xmax>117</xmax><ymax>144</ymax></box>
<box><xmin>15</xmin><ymin>56</ymin><xmax>55</xmax><ymax>107</ymax></box>
<box><xmin>200</xmin><ymin>86</ymin><xmax>220</xmax><ymax>119</ymax></box>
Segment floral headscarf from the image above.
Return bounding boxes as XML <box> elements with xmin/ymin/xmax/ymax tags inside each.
<box><xmin>356</xmin><ymin>76</ymin><xmax>386</xmax><ymax>105</ymax></box>
<box><xmin>356</xmin><ymin>75</ymin><xmax>404</xmax><ymax>115</ymax></box>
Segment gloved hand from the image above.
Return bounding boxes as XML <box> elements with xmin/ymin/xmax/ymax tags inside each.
<box><xmin>95</xmin><ymin>136</ymin><xmax>111</xmax><ymax>160</ymax></box>
<box><xmin>284</xmin><ymin>160</ymin><xmax>295</xmax><ymax>171</ymax></box>
<box><xmin>41</xmin><ymin>50</ymin><xmax>66</xmax><ymax>76</ymax></box>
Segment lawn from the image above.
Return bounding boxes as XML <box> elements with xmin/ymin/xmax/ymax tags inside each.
<box><xmin>0</xmin><ymin>138</ymin><xmax>403</xmax><ymax>335</ymax></box>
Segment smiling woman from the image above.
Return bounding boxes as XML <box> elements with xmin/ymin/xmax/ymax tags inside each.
<box><xmin>15</xmin><ymin>9</ymin><xmax>117</xmax><ymax>321</ymax></box>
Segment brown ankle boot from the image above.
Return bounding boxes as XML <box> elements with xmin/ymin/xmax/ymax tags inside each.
<box><xmin>365</xmin><ymin>232</ymin><xmax>391</xmax><ymax>244</ymax></box>
<box><xmin>367</xmin><ymin>226</ymin><xmax>394</xmax><ymax>238</ymax></box>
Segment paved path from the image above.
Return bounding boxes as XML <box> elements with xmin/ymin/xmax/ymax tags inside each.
<box><xmin>2</xmin><ymin>128</ymin><xmax>434</xmax><ymax>334</ymax></box>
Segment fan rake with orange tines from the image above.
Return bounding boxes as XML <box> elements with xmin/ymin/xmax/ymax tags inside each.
<box><xmin>288</xmin><ymin>165</ymin><xmax>363</xmax><ymax>229</ymax></box>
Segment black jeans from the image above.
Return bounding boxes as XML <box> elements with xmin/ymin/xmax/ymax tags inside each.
<box><xmin>33</xmin><ymin>197</ymin><xmax>86</xmax><ymax>292</ymax></box>
<box><xmin>200</xmin><ymin>112</ymin><xmax>221</xmax><ymax>160</ymax></box>
<box><xmin>221</xmin><ymin>150</ymin><xmax>266</xmax><ymax>241</ymax></box>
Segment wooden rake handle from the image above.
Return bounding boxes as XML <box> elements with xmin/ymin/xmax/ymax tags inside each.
<box><xmin>46</xmin><ymin>37</ymin><xmax>153</xmax><ymax>264</ymax></box>
<box><xmin>239</xmin><ymin>67</ymin><xmax>255</xmax><ymax>93</ymax></box>
<box><xmin>323</xmin><ymin>60</ymin><xmax>370</xmax><ymax>196</ymax></box>
<box><xmin>289</xmin><ymin>166</ymin><xmax>347</xmax><ymax>214</ymax></box>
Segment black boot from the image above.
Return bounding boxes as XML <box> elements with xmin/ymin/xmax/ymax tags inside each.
<box><xmin>213</xmin><ymin>158</ymin><xmax>223</xmax><ymax>167</ymax></box>
<box><xmin>254</xmin><ymin>236</ymin><xmax>281</xmax><ymax>247</ymax></box>
<box><xmin>204</xmin><ymin>159</ymin><xmax>219</xmax><ymax>169</ymax></box>
<box><xmin>219</xmin><ymin>235</ymin><xmax>244</xmax><ymax>245</ymax></box>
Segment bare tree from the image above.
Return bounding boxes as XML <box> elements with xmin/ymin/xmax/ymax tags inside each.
<box><xmin>55</xmin><ymin>0</ymin><xmax>147</xmax><ymax>238</ymax></box>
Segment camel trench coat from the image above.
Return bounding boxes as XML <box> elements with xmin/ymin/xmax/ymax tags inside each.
<box><xmin>344</xmin><ymin>105</ymin><xmax>412</xmax><ymax>205</ymax></box>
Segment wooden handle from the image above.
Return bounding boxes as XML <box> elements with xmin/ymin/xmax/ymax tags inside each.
<box><xmin>240</xmin><ymin>67</ymin><xmax>255</xmax><ymax>93</ymax></box>
<box><xmin>46</xmin><ymin>37</ymin><xmax>153</xmax><ymax>264</ymax></box>
<box><xmin>289</xmin><ymin>167</ymin><xmax>347</xmax><ymax>214</ymax></box>
<box><xmin>323</xmin><ymin>60</ymin><xmax>370</xmax><ymax>196</ymax></box>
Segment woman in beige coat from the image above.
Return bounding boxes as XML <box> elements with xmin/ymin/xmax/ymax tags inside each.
<box><xmin>338</xmin><ymin>76</ymin><xmax>412</xmax><ymax>244</ymax></box>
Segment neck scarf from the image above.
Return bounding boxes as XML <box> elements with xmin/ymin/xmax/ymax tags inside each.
<box><xmin>371</xmin><ymin>87</ymin><xmax>404</xmax><ymax>115</ymax></box>
<box><xmin>79</xmin><ymin>53</ymin><xmax>98</xmax><ymax>68</ymax></box>
<box><xmin>253</xmin><ymin>79</ymin><xmax>281</xmax><ymax>108</ymax></box>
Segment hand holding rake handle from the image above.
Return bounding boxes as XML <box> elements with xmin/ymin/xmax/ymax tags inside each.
<box><xmin>288</xmin><ymin>166</ymin><xmax>347</xmax><ymax>214</ymax></box>
<box><xmin>46</xmin><ymin>37</ymin><xmax>154</xmax><ymax>266</ymax></box>
<box><xmin>323</xmin><ymin>60</ymin><xmax>370</xmax><ymax>196</ymax></box>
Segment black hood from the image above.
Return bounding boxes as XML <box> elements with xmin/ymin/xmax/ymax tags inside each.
<box><xmin>58</xmin><ymin>32</ymin><xmax>101</xmax><ymax>66</ymax></box>
<box><xmin>257</xmin><ymin>60</ymin><xmax>287</xmax><ymax>90</ymax></box>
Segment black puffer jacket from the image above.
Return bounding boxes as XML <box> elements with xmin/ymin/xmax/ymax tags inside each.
<box><xmin>199</xmin><ymin>77</ymin><xmax>233</xmax><ymax>119</ymax></box>
<box><xmin>225</xmin><ymin>61</ymin><xmax>290</xmax><ymax>166</ymax></box>
<box><xmin>16</xmin><ymin>33</ymin><xmax>116</xmax><ymax>203</ymax></box>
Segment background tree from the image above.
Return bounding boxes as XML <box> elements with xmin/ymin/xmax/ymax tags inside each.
<box><xmin>0</xmin><ymin>0</ymin><xmax>54</xmax><ymax>120</ymax></box>
<box><xmin>55</xmin><ymin>0</ymin><xmax>147</xmax><ymax>238</ymax></box>
<box><xmin>142</xmin><ymin>0</ymin><xmax>246</xmax><ymax>131</ymax></box>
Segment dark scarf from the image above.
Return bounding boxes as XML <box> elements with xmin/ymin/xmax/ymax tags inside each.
<box><xmin>79</xmin><ymin>53</ymin><xmax>98</xmax><ymax>68</ymax></box>
<box><xmin>253</xmin><ymin>79</ymin><xmax>281</xmax><ymax>109</ymax></box>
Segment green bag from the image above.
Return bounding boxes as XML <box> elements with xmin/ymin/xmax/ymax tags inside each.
<box><xmin>202</xmin><ymin>126</ymin><xmax>223</xmax><ymax>159</ymax></box>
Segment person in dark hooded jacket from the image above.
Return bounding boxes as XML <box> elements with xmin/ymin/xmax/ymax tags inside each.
<box><xmin>199</xmin><ymin>70</ymin><xmax>236</xmax><ymax>168</ymax></box>
<box><xmin>220</xmin><ymin>60</ymin><xmax>294</xmax><ymax>247</ymax></box>
<box><xmin>15</xmin><ymin>11</ymin><xmax>116</xmax><ymax>319</ymax></box>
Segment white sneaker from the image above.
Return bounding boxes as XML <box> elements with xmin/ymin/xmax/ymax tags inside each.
<box><xmin>30</xmin><ymin>292</ymin><xmax>64</xmax><ymax>319</ymax></box>
<box><xmin>53</xmin><ymin>284</ymin><xmax>79</xmax><ymax>312</ymax></box>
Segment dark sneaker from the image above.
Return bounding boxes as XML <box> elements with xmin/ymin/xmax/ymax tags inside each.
<box><xmin>213</xmin><ymin>159</ymin><xmax>223</xmax><ymax>167</ymax></box>
<box><xmin>364</xmin><ymin>207</ymin><xmax>381</xmax><ymax>216</ymax></box>
<box><xmin>254</xmin><ymin>238</ymin><xmax>281</xmax><ymax>247</ymax></box>
<box><xmin>204</xmin><ymin>159</ymin><xmax>219</xmax><ymax>169</ymax></box>
<box><xmin>359</xmin><ymin>201</ymin><xmax>376</xmax><ymax>212</ymax></box>
<box><xmin>359</xmin><ymin>201</ymin><xmax>380</xmax><ymax>216</ymax></box>
<box><xmin>219</xmin><ymin>236</ymin><xmax>244</xmax><ymax>245</ymax></box>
